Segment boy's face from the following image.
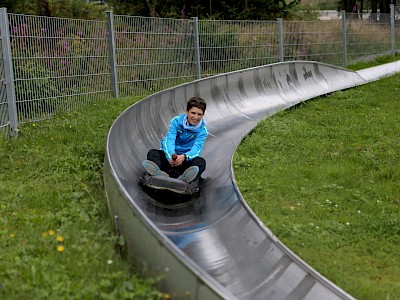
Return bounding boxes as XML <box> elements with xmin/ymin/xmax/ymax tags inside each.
<box><xmin>186</xmin><ymin>107</ymin><xmax>204</xmax><ymax>126</ymax></box>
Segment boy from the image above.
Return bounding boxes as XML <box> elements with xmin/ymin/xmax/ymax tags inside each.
<box><xmin>142</xmin><ymin>96</ymin><xmax>208</xmax><ymax>183</ymax></box>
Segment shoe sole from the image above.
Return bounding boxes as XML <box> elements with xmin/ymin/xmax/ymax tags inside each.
<box><xmin>142</xmin><ymin>160</ymin><xmax>168</xmax><ymax>177</ymax></box>
<box><xmin>178</xmin><ymin>166</ymin><xmax>199</xmax><ymax>183</ymax></box>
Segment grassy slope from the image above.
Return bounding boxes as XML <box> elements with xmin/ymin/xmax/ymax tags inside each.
<box><xmin>0</xmin><ymin>98</ymin><xmax>162</xmax><ymax>299</ymax></box>
<box><xmin>1</xmin><ymin>56</ymin><xmax>399</xmax><ymax>299</ymax></box>
<box><xmin>233</xmin><ymin>71</ymin><xmax>400</xmax><ymax>299</ymax></box>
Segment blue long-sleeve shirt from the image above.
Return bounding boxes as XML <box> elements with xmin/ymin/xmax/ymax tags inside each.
<box><xmin>161</xmin><ymin>114</ymin><xmax>208</xmax><ymax>161</ymax></box>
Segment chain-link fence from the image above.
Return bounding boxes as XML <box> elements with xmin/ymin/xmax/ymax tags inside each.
<box><xmin>1</xmin><ymin>6</ymin><xmax>399</xmax><ymax>137</ymax></box>
<box><xmin>9</xmin><ymin>13</ymin><xmax>111</xmax><ymax>125</ymax></box>
<box><xmin>113</xmin><ymin>15</ymin><xmax>197</xmax><ymax>97</ymax></box>
<box><xmin>346</xmin><ymin>12</ymin><xmax>394</xmax><ymax>64</ymax></box>
<box><xmin>283</xmin><ymin>19</ymin><xmax>344</xmax><ymax>65</ymax></box>
<box><xmin>199</xmin><ymin>19</ymin><xmax>279</xmax><ymax>77</ymax></box>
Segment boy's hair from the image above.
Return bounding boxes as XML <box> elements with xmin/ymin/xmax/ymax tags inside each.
<box><xmin>187</xmin><ymin>96</ymin><xmax>206</xmax><ymax>113</ymax></box>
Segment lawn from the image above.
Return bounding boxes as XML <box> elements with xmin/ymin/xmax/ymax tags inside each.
<box><xmin>1</xmin><ymin>56</ymin><xmax>399</xmax><ymax>299</ymax></box>
<box><xmin>233</xmin><ymin>67</ymin><xmax>400</xmax><ymax>299</ymax></box>
<box><xmin>0</xmin><ymin>98</ymin><xmax>163</xmax><ymax>299</ymax></box>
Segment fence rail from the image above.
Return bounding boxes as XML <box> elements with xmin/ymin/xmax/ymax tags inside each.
<box><xmin>1</xmin><ymin>6</ymin><xmax>399</xmax><ymax>137</ymax></box>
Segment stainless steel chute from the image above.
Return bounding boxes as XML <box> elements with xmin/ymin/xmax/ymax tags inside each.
<box><xmin>104</xmin><ymin>61</ymin><xmax>400</xmax><ymax>300</ymax></box>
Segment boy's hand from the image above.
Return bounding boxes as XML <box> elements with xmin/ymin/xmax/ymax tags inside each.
<box><xmin>170</xmin><ymin>153</ymin><xmax>185</xmax><ymax>167</ymax></box>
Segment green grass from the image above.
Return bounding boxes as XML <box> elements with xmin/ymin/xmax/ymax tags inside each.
<box><xmin>0</xmin><ymin>98</ymin><xmax>163</xmax><ymax>299</ymax></box>
<box><xmin>1</xmin><ymin>56</ymin><xmax>399</xmax><ymax>299</ymax></box>
<box><xmin>346</xmin><ymin>54</ymin><xmax>400</xmax><ymax>71</ymax></box>
<box><xmin>233</xmin><ymin>72</ymin><xmax>400</xmax><ymax>299</ymax></box>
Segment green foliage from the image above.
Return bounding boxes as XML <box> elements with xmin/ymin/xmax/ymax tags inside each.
<box><xmin>13</xmin><ymin>62</ymin><xmax>58</xmax><ymax>120</ymax></box>
<box><xmin>298</xmin><ymin>0</ymin><xmax>340</xmax><ymax>10</ymax></box>
<box><xmin>0</xmin><ymin>96</ymin><xmax>163</xmax><ymax>299</ymax></box>
<box><xmin>346</xmin><ymin>53</ymin><xmax>400</xmax><ymax>71</ymax></box>
<box><xmin>3</xmin><ymin>0</ymin><xmax>36</xmax><ymax>14</ymax></box>
<box><xmin>4</xmin><ymin>0</ymin><xmax>108</xmax><ymax>19</ymax></box>
<box><xmin>47</xmin><ymin>0</ymin><xmax>107</xmax><ymax>20</ymax></box>
<box><xmin>9</xmin><ymin>13</ymin><xmax>110</xmax><ymax>122</ymax></box>
<box><xmin>109</xmin><ymin>0</ymin><xmax>149</xmax><ymax>16</ymax></box>
<box><xmin>199</xmin><ymin>21</ymin><xmax>241</xmax><ymax>74</ymax></box>
<box><xmin>109</xmin><ymin>0</ymin><xmax>301</xmax><ymax>20</ymax></box>
<box><xmin>233</xmin><ymin>72</ymin><xmax>400</xmax><ymax>300</ymax></box>
<box><xmin>287</xmin><ymin>2</ymin><xmax>320</xmax><ymax>20</ymax></box>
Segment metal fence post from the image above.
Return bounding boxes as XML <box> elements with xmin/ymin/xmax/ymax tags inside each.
<box><xmin>192</xmin><ymin>17</ymin><xmax>201</xmax><ymax>80</ymax></box>
<box><xmin>390</xmin><ymin>4</ymin><xmax>395</xmax><ymax>56</ymax></box>
<box><xmin>341</xmin><ymin>10</ymin><xmax>347</xmax><ymax>67</ymax></box>
<box><xmin>0</xmin><ymin>8</ymin><xmax>18</xmax><ymax>137</ymax></box>
<box><xmin>277</xmin><ymin>18</ymin><xmax>284</xmax><ymax>62</ymax></box>
<box><xmin>106</xmin><ymin>11</ymin><xmax>119</xmax><ymax>98</ymax></box>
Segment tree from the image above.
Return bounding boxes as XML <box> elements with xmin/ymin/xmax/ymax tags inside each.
<box><xmin>145</xmin><ymin>0</ymin><xmax>158</xmax><ymax>17</ymax></box>
<box><xmin>0</xmin><ymin>0</ymin><xmax>107</xmax><ymax>19</ymax></box>
<box><xmin>109</xmin><ymin>0</ymin><xmax>300</xmax><ymax>20</ymax></box>
<box><xmin>0</xmin><ymin>0</ymin><xmax>15</xmax><ymax>10</ymax></box>
<box><xmin>378</xmin><ymin>0</ymin><xmax>391</xmax><ymax>14</ymax></box>
<box><xmin>340</xmin><ymin>0</ymin><xmax>394</xmax><ymax>13</ymax></box>
<box><xmin>0</xmin><ymin>0</ymin><xmax>36</xmax><ymax>14</ymax></box>
<box><xmin>340</xmin><ymin>0</ymin><xmax>355</xmax><ymax>12</ymax></box>
<box><xmin>37</xmin><ymin>0</ymin><xmax>51</xmax><ymax>16</ymax></box>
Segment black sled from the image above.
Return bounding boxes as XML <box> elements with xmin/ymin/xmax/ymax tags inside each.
<box><xmin>139</xmin><ymin>173</ymin><xmax>201</xmax><ymax>204</ymax></box>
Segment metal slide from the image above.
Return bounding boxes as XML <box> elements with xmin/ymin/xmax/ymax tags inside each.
<box><xmin>104</xmin><ymin>61</ymin><xmax>400</xmax><ymax>300</ymax></box>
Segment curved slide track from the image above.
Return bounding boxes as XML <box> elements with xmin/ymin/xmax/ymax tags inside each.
<box><xmin>104</xmin><ymin>61</ymin><xmax>400</xmax><ymax>300</ymax></box>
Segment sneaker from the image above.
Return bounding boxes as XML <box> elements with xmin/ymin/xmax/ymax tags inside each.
<box><xmin>178</xmin><ymin>166</ymin><xmax>199</xmax><ymax>183</ymax></box>
<box><xmin>142</xmin><ymin>160</ymin><xmax>169</xmax><ymax>177</ymax></box>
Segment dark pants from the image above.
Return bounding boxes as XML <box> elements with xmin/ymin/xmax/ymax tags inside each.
<box><xmin>147</xmin><ymin>149</ymin><xmax>206</xmax><ymax>180</ymax></box>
